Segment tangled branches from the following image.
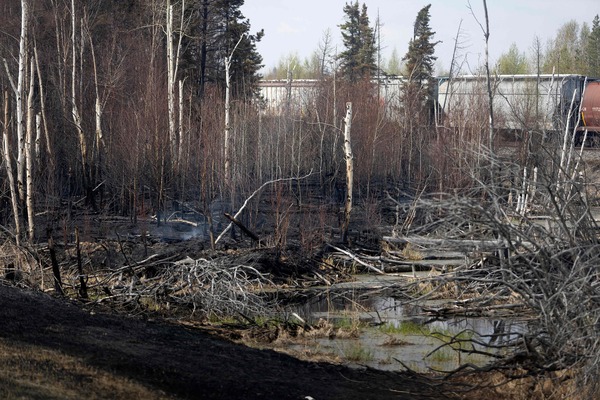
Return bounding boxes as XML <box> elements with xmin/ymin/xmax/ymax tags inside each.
<box><xmin>391</xmin><ymin>145</ymin><xmax>600</xmax><ymax>398</ymax></box>
<box><xmin>89</xmin><ymin>255</ymin><xmax>276</xmax><ymax>319</ymax></box>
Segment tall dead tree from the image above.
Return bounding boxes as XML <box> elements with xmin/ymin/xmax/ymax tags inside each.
<box><xmin>16</xmin><ymin>0</ymin><xmax>29</xmax><ymax>207</ymax></box>
<box><xmin>482</xmin><ymin>0</ymin><xmax>494</xmax><ymax>154</ymax></box>
<box><xmin>2</xmin><ymin>92</ymin><xmax>21</xmax><ymax>245</ymax></box>
<box><xmin>223</xmin><ymin>34</ymin><xmax>244</xmax><ymax>190</ymax></box>
<box><xmin>341</xmin><ymin>102</ymin><xmax>353</xmax><ymax>243</ymax></box>
<box><xmin>25</xmin><ymin>57</ymin><xmax>35</xmax><ymax>240</ymax></box>
<box><xmin>70</xmin><ymin>0</ymin><xmax>89</xmax><ymax>205</ymax></box>
<box><xmin>166</xmin><ymin>0</ymin><xmax>177</xmax><ymax>161</ymax></box>
<box><xmin>166</xmin><ymin>0</ymin><xmax>187</xmax><ymax>167</ymax></box>
<box><xmin>2</xmin><ymin>0</ymin><xmax>30</xmax><ymax>243</ymax></box>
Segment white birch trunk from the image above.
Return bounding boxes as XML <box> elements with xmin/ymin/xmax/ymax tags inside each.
<box><xmin>95</xmin><ymin>96</ymin><xmax>102</xmax><ymax>153</ymax></box>
<box><xmin>35</xmin><ymin>114</ymin><xmax>41</xmax><ymax>161</ymax></box>
<box><xmin>342</xmin><ymin>102</ymin><xmax>353</xmax><ymax>243</ymax></box>
<box><xmin>26</xmin><ymin>58</ymin><xmax>35</xmax><ymax>240</ymax></box>
<box><xmin>224</xmin><ymin>55</ymin><xmax>232</xmax><ymax>187</ymax></box>
<box><xmin>482</xmin><ymin>0</ymin><xmax>494</xmax><ymax>154</ymax></box>
<box><xmin>224</xmin><ymin>35</ymin><xmax>244</xmax><ymax>188</ymax></box>
<box><xmin>178</xmin><ymin>79</ymin><xmax>184</xmax><ymax>167</ymax></box>
<box><xmin>87</xmin><ymin>23</ymin><xmax>103</xmax><ymax>167</ymax></box>
<box><xmin>3</xmin><ymin>92</ymin><xmax>21</xmax><ymax>245</ymax></box>
<box><xmin>71</xmin><ymin>0</ymin><xmax>86</xmax><ymax>172</ymax></box>
<box><xmin>34</xmin><ymin>44</ymin><xmax>53</xmax><ymax>165</ymax></box>
<box><xmin>166</xmin><ymin>1</ymin><xmax>177</xmax><ymax>159</ymax></box>
<box><xmin>16</xmin><ymin>0</ymin><xmax>29</xmax><ymax>205</ymax></box>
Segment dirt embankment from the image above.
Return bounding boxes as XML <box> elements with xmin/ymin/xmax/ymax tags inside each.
<box><xmin>0</xmin><ymin>282</ymin><xmax>455</xmax><ymax>400</ymax></box>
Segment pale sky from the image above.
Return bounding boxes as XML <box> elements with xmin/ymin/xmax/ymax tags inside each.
<box><xmin>241</xmin><ymin>0</ymin><xmax>599</xmax><ymax>75</ymax></box>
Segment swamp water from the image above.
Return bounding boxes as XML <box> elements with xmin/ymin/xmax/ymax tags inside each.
<box><xmin>284</xmin><ymin>275</ymin><xmax>529</xmax><ymax>373</ymax></box>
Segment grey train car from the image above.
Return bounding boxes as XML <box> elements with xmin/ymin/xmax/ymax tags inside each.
<box><xmin>259</xmin><ymin>74</ymin><xmax>600</xmax><ymax>143</ymax></box>
<box><xmin>437</xmin><ymin>74</ymin><xmax>600</xmax><ymax>143</ymax></box>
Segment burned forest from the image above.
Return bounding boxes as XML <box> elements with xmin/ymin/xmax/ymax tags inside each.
<box><xmin>2</xmin><ymin>1</ymin><xmax>600</xmax><ymax>399</ymax></box>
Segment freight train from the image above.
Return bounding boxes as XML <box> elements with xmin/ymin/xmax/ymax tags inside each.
<box><xmin>437</xmin><ymin>74</ymin><xmax>600</xmax><ymax>143</ymax></box>
<box><xmin>258</xmin><ymin>74</ymin><xmax>600</xmax><ymax>141</ymax></box>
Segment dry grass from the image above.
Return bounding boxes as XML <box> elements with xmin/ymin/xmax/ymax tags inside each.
<box><xmin>0</xmin><ymin>338</ymin><xmax>171</xmax><ymax>400</ymax></box>
<box><xmin>452</xmin><ymin>370</ymin><xmax>590</xmax><ymax>400</ymax></box>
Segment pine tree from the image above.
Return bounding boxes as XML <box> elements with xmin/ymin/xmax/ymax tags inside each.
<box><xmin>338</xmin><ymin>1</ymin><xmax>376</xmax><ymax>81</ymax></box>
<box><xmin>386</xmin><ymin>47</ymin><xmax>402</xmax><ymax>76</ymax></box>
<box><xmin>588</xmin><ymin>15</ymin><xmax>600</xmax><ymax>77</ymax></box>
<box><xmin>182</xmin><ymin>0</ymin><xmax>263</xmax><ymax>98</ymax></box>
<box><xmin>402</xmin><ymin>4</ymin><xmax>439</xmax><ymax>99</ymax></box>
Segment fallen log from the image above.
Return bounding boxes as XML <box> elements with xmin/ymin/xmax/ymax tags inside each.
<box><xmin>327</xmin><ymin>244</ymin><xmax>385</xmax><ymax>274</ymax></box>
<box><xmin>385</xmin><ymin>249</ymin><xmax>468</xmax><ymax>260</ymax></box>
<box><xmin>224</xmin><ymin>213</ymin><xmax>260</xmax><ymax>242</ymax></box>
<box><xmin>382</xmin><ymin>236</ymin><xmax>508</xmax><ymax>251</ymax></box>
<box><xmin>381</xmin><ymin>257</ymin><xmax>467</xmax><ymax>267</ymax></box>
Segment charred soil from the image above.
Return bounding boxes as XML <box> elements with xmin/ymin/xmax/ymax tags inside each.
<box><xmin>0</xmin><ymin>281</ymin><xmax>457</xmax><ymax>400</ymax></box>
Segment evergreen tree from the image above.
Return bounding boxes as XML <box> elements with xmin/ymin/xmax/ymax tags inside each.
<box><xmin>182</xmin><ymin>0</ymin><xmax>263</xmax><ymax>98</ymax></box>
<box><xmin>588</xmin><ymin>15</ymin><xmax>600</xmax><ymax>77</ymax></box>
<box><xmin>386</xmin><ymin>47</ymin><xmax>402</xmax><ymax>76</ymax></box>
<box><xmin>338</xmin><ymin>1</ymin><xmax>376</xmax><ymax>81</ymax></box>
<box><xmin>403</xmin><ymin>5</ymin><xmax>438</xmax><ymax>91</ymax></box>
<box><xmin>402</xmin><ymin>4</ymin><xmax>439</xmax><ymax>113</ymax></box>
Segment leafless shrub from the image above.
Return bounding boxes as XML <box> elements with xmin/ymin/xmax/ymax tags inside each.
<box><xmin>93</xmin><ymin>256</ymin><xmax>275</xmax><ymax>320</ymax></box>
<box><xmin>396</xmin><ymin>141</ymin><xmax>600</xmax><ymax>398</ymax></box>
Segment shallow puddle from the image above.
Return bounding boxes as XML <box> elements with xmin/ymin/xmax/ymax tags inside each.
<box><xmin>285</xmin><ymin>281</ymin><xmax>529</xmax><ymax>373</ymax></box>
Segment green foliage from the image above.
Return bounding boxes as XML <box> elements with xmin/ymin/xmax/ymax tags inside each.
<box><xmin>264</xmin><ymin>51</ymin><xmax>324</xmax><ymax>80</ymax></box>
<box><xmin>495</xmin><ymin>43</ymin><xmax>530</xmax><ymax>74</ymax></box>
<box><xmin>379</xmin><ymin>321</ymin><xmax>430</xmax><ymax>335</ymax></box>
<box><xmin>181</xmin><ymin>0</ymin><xmax>264</xmax><ymax>98</ymax></box>
<box><xmin>403</xmin><ymin>4</ymin><xmax>438</xmax><ymax>85</ymax></box>
<box><xmin>543</xmin><ymin>20</ymin><xmax>587</xmax><ymax>74</ymax></box>
<box><xmin>338</xmin><ymin>1</ymin><xmax>377</xmax><ymax>81</ymax></box>
<box><xmin>401</xmin><ymin>4</ymin><xmax>439</xmax><ymax>119</ymax></box>
<box><xmin>587</xmin><ymin>15</ymin><xmax>600</xmax><ymax>77</ymax></box>
<box><xmin>385</xmin><ymin>47</ymin><xmax>403</xmax><ymax>76</ymax></box>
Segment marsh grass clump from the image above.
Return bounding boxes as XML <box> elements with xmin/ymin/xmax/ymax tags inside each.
<box><xmin>379</xmin><ymin>320</ymin><xmax>431</xmax><ymax>336</ymax></box>
<box><xmin>343</xmin><ymin>342</ymin><xmax>374</xmax><ymax>362</ymax></box>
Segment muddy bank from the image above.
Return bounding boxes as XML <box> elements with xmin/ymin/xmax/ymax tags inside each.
<box><xmin>0</xmin><ymin>282</ymin><xmax>453</xmax><ymax>400</ymax></box>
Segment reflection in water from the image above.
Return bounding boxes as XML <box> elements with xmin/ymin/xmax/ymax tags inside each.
<box><xmin>286</xmin><ymin>288</ymin><xmax>529</xmax><ymax>373</ymax></box>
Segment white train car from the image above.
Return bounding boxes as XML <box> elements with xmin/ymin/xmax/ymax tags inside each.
<box><xmin>437</xmin><ymin>74</ymin><xmax>589</xmax><ymax>134</ymax></box>
<box><xmin>257</xmin><ymin>79</ymin><xmax>321</xmax><ymax>114</ymax></box>
<box><xmin>258</xmin><ymin>75</ymin><xmax>600</xmax><ymax>140</ymax></box>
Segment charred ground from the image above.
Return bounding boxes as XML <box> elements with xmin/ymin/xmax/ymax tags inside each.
<box><xmin>0</xmin><ymin>280</ymin><xmax>455</xmax><ymax>400</ymax></box>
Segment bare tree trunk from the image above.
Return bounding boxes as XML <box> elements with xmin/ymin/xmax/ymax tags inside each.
<box><xmin>224</xmin><ymin>54</ymin><xmax>231</xmax><ymax>188</ymax></box>
<box><xmin>86</xmin><ymin>23</ymin><xmax>103</xmax><ymax>185</ymax></box>
<box><xmin>25</xmin><ymin>57</ymin><xmax>35</xmax><ymax>240</ymax></box>
<box><xmin>166</xmin><ymin>0</ymin><xmax>177</xmax><ymax>160</ymax></box>
<box><xmin>2</xmin><ymin>92</ymin><xmax>21</xmax><ymax>245</ymax></box>
<box><xmin>75</xmin><ymin>227</ymin><xmax>88</xmax><ymax>299</ymax></box>
<box><xmin>35</xmin><ymin>113</ymin><xmax>41</xmax><ymax>161</ymax></box>
<box><xmin>16</xmin><ymin>0</ymin><xmax>29</xmax><ymax>207</ymax></box>
<box><xmin>71</xmin><ymin>0</ymin><xmax>87</xmax><ymax>187</ymax></box>
<box><xmin>48</xmin><ymin>233</ymin><xmax>64</xmax><ymax>296</ymax></box>
<box><xmin>482</xmin><ymin>0</ymin><xmax>494</xmax><ymax>154</ymax></box>
<box><xmin>33</xmin><ymin>44</ymin><xmax>53</xmax><ymax>167</ymax></box>
<box><xmin>166</xmin><ymin>0</ymin><xmax>186</xmax><ymax>166</ymax></box>
<box><xmin>224</xmin><ymin>35</ymin><xmax>244</xmax><ymax>190</ymax></box>
<box><xmin>342</xmin><ymin>102</ymin><xmax>353</xmax><ymax>244</ymax></box>
<box><xmin>178</xmin><ymin>79</ymin><xmax>184</xmax><ymax>168</ymax></box>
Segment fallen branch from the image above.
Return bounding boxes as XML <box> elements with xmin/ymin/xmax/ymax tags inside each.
<box><xmin>224</xmin><ymin>213</ymin><xmax>259</xmax><ymax>242</ymax></box>
<box><xmin>215</xmin><ymin>171</ymin><xmax>313</xmax><ymax>244</ymax></box>
<box><xmin>327</xmin><ymin>244</ymin><xmax>385</xmax><ymax>274</ymax></box>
